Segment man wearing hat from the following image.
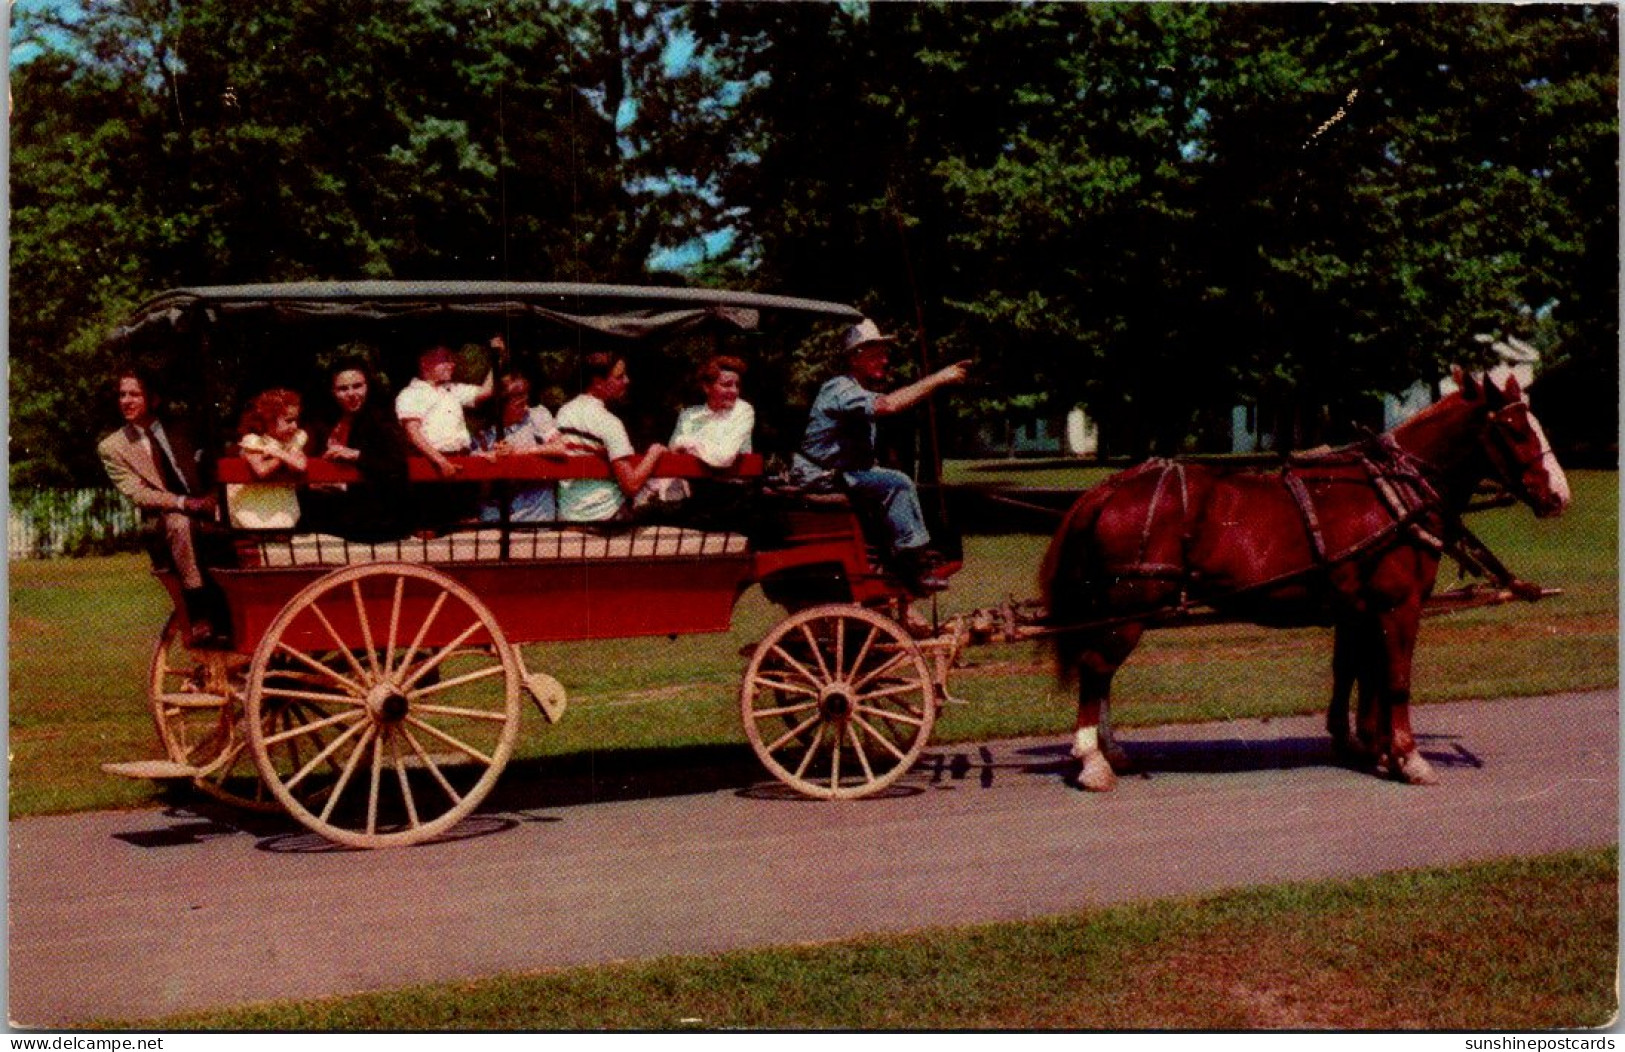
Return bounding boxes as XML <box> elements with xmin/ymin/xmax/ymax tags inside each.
<box><xmin>790</xmin><ymin>318</ymin><xmax>970</xmax><ymax>592</ymax></box>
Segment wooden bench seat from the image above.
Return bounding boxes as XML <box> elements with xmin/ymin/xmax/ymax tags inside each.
<box><xmin>242</xmin><ymin>525</ymin><xmax>750</xmax><ymax>568</ymax></box>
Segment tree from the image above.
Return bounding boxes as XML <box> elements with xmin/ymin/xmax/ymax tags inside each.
<box><xmin>12</xmin><ymin>2</ymin><xmax>1615</xmax><ymax>483</ymax></box>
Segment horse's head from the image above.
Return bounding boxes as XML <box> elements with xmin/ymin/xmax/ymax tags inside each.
<box><xmin>1456</xmin><ymin>367</ymin><xmax>1571</xmax><ymax>518</ymax></box>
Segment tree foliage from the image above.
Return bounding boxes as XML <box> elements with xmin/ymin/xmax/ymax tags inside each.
<box><xmin>10</xmin><ymin>1</ymin><xmax>1617</xmax><ymax>484</ymax></box>
<box><xmin>689</xmin><ymin>2</ymin><xmax>1617</xmax><ymax>456</ymax></box>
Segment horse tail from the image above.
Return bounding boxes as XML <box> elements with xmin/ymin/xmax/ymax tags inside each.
<box><xmin>1039</xmin><ymin>474</ymin><xmax>1126</xmax><ymax>688</ymax></box>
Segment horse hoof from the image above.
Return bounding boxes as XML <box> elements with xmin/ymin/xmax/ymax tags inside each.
<box><xmin>1076</xmin><ymin>751</ymin><xmax>1118</xmax><ymax>792</ymax></box>
<box><xmin>1397</xmin><ymin>752</ymin><xmax>1439</xmax><ymax>786</ymax></box>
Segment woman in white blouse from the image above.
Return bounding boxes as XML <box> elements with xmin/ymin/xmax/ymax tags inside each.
<box><xmin>652</xmin><ymin>355</ymin><xmax>756</xmax><ymax>524</ymax></box>
<box><xmin>669</xmin><ymin>355</ymin><xmax>754</xmax><ymax>469</ymax></box>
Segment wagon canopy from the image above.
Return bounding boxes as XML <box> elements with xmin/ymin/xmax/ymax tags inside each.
<box><xmin>106</xmin><ymin>280</ymin><xmax>864</xmax><ymax>351</ymax></box>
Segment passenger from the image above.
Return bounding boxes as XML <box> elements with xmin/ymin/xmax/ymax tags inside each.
<box><xmin>473</xmin><ymin>366</ymin><xmax>570</xmax><ymax>523</ymax></box>
<box><xmin>98</xmin><ymin>367</ymin><xmax>226</xmax><ymax>645</ymax></box>
<box><xmin>395</xmin><ymin>340</ymin><xmax>494</xmax><ymax>529</ymax></box>
<box><xmin>790</xmin><ymin>318</ymin><xmax>970</xmax><ymax>592</ymax></box>
<box><xmin>227</xmin><ymin>387</ymin><xmax>308</xmax><ymax>530</ymax></box>
<box><xmin>662</xmin><ymin>355</ymin><xmax>757</xmax><ymax>526</ymax></box>
<box><xmin>394</xmin><ymin>342</ymin><xmax>495</xmax><ymax>476</ymax></box>
<box><xmin>554</xmin><ymin>350</ymin><xmax>668</xmax><ymax>522</ymax></box>
<box><xmin>670</xmin><ymin>355</ymin><xmax>754</xmax><ymax>469</ymax></box>
<box><xmin>304</xmin><ymin>359</ymin><xmax>412</xmax><ymax>541</ymax></box>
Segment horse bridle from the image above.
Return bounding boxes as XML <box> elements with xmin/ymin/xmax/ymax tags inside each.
<box><xmin>1479</xmin><ymin>400</ymin><xmax>1553</xmax><ymax>509</ymax></box>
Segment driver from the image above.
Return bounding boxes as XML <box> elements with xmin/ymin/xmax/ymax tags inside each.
<box><xmin>790</xmin><ymin>319</ymin><xmax>970</xmax><ymax>593</ymax></box>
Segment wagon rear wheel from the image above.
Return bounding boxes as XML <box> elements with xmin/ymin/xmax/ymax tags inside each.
<box><xmin>246</xmin><ymin>563</ymin><xmax>521</xmax><ymax>848</ymax></box>
<box><xmin>149</xmin><ymin>614</ymin><xmax>278</xmax><ymax>810</ymax></box>
<box><xmin>742</xmin><ymin>604</ymin><xmax>936</xmax><ymax>799</ymax></box>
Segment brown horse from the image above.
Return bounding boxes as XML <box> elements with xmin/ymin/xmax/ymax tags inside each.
<box><xmin>1040</xmin><ymin>370</ymin><xmax>1570</xmax><ymax>790</ymax></box>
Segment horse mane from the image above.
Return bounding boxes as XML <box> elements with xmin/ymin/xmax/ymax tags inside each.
<box><xmin>1387</xmin><ymin>379</ymin><xmax>1494</xmax><ymax>470</ymax></box>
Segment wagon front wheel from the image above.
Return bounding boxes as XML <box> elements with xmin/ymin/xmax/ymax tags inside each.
<box><xmin>742</xmin><ymin>604</ymin><xmax>936</xmax><ymax>799</ymax></box>
<box><xmin>246</xmin><ymin>564</ymin><xmax>521</xmax><ymax>848</ymax></box>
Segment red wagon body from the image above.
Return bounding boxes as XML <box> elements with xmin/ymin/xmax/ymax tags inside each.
<box><xmin>113</xmin><ymin>283</ymin><xmax>953</xmax><ymax>847</ymax></box>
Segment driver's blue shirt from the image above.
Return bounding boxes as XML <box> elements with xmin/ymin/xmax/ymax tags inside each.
<box><xmin>791</xmin><ymin>375</ymin><xmax>877</xmax><ymax>481</ymax></box>
<box><xmin>788</xmin><ymin>373</ymin><xmax>931</xmax><ymax>554</ymax></box>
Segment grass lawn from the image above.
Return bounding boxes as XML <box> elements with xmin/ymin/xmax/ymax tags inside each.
<box><xmin>8</xmin><ymin>470</ymin><xmax>1616</xmax><ymax>817</ymax></box>
<box><xmin>12</xmin><ymin>470</ymin><xmax>1616</xmax><ymax>1033</ymax></box>
<box><xmin>113</xmin><ymin>847</ymin><xmax>1617</xmax><ymax>1030</ymax></box>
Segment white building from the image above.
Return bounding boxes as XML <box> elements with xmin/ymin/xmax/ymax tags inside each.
<box><xmin>1232</xmin><ymin>335</ymin><xmax>1543</xmax><ymax>451</ymax></box>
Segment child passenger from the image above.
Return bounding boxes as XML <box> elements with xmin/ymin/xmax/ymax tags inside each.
<box><xmin>473</xmin><ymin>367</ymin><xmax>570</xmax><ymax>523</ymax></box>
<box><xmin>227</xmin><ymin>387</ymin><xmax>308</xmax><ymax>530</ymax></box>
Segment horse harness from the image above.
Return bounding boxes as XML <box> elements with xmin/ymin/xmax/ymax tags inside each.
<box><xmin>1281</xmin><ymin>434</ymin><xmax>1448</xmax><ymax>563</ymax></box>
<box><xmin>1112</xmin><ymin>434</ymin><xmax>1523</xmax><ymax>616</ymax></box>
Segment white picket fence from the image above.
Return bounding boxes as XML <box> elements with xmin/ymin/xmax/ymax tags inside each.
<box><xmin>8</xmin><ymin>488</ymin><xmax>142</xmax><ymax>559</ymax></box>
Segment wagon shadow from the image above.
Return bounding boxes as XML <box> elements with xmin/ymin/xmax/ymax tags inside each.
<box><xmin>481</xmin><ymin>743</ymin><xmax>772</xmax><ymax>811</ymax></box>
<box><xmin>111</xmin><ymin>743</ymin><xmax>773</xmax><ymax>853</ymax></box>
<box><xmin>262</xmin><ymin>743</ymin><xmax>777</xmax><ymax>851</ymax></box>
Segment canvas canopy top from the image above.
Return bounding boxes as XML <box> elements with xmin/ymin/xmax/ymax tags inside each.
<box><xmin>106</xmin><ymin>281</ymin><xmax>864</xmax><ymax>351</ymax></box>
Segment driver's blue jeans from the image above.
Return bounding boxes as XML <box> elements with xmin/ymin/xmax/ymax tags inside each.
<box><xmin>842</xmin><ymin>467</ymin><xmax>930</xmax><ymax>553</ymax></box>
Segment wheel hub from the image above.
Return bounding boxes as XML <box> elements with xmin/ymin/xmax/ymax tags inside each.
<box><xmin>366</xmin><ymin>682</ymin><xmax>411</xmax><ymax>724</ymax></box>
<box><xmin>818</xmin><ymin>683</ymin><xmax>854</xmax><ymax>722</ymax></box>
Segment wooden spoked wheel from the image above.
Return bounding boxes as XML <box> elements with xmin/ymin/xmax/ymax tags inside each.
<box><xmin>148</xmin><ymin>614</ymin><xmax>278</xmax><ymax>810</ymax></box>
<box><xmin>741</xmin><ymin>604</ymin><xmax>936</xmax><ymax>799</ymax></box>
<box><xmin>245</xmin><ymin>563</ymin><xmax>521</xmax><ymax>849</ymax></box>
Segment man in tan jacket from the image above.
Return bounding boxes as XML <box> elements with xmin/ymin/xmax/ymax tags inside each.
<box><xmin>98</xmin><ymin>368</ymin><xmax>222</xmax><ymax>645</ymax></box>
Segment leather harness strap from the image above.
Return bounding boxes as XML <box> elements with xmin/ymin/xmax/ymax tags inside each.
<box><xmin>1136</xmin><ymin>459</ymin><xmax>1189</xmax><ymax>567</ymax></box>
<box><xmin>1281</xmin><ymin>469</ymin><xmax>1328</xmax><ymax>563</ymax></box>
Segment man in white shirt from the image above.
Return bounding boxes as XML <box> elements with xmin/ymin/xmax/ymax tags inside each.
<box><xmin>555</xmin><ymin>351</ymin><xmax>668</xmax><ymax>521</ymax></box>
<box><xmin>394</xmin><ymin>343</ymin><xmax>495</xmax><ymax>476</ymax></box>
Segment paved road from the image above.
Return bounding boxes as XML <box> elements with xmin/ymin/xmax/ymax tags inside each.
<box><xmin>10</xmin><ymin>689</ymin><xmax>1617</xmax><ymax>1028</ymax></box>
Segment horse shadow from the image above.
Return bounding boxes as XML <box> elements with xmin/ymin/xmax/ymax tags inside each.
<box><xmin>1001</xmin><ymin>728</ymin><xmax>1483</xmax><ymax>785</ymax></box>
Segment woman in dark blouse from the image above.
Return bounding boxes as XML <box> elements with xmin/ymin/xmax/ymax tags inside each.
<box><xmin>303</xmin><ymin>358</ymin><xmax>412</xmax><ymax>541</ymax></box>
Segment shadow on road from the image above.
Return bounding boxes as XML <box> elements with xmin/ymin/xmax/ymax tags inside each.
<box><xmin>108</xmin><ymin>728</ymin><xmax>1485</xmax><ymax>851</ymax></box>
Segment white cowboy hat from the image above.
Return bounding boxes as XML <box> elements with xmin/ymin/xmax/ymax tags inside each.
<box><xmin>842</xmin><ymin>318</ymin><xmax>898</xmax><ymax>354</ymax></box>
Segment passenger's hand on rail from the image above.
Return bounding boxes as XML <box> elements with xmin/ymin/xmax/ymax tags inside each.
<box><xmin>324</xmin><ymin>443</ymin><xmax>359</xmax><ymax>463</ymax></box>
<box><xmin>181</xmin><ymin>495</ymin><xmax>216</xmax><ymax>517</ymax></box>
<box><xmin>536</xmin><ymin>434</ymin><xmax>571</xmax><ymax>458</ymax></box>
<box><xmin>433</xmin><ymin>453</ymin><xmax>460</xmax><ymax>477</ymax></box>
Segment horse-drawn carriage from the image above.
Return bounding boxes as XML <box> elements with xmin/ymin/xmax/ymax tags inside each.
<box><xmin>103</xmin><ymin>281</ymin><xmax>1570</xmax><ymax>849</ymax></box>
<box><xmin>106</xmin><ymin>282</ymin><xmax>969</xmax><ymax>847</ymax></box>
